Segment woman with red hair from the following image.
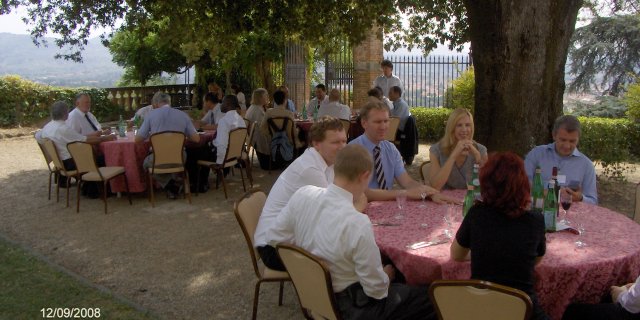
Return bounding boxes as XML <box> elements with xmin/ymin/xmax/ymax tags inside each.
<box><xmin>450</xmin><ymin>152</ymin><xmax>549</xmax><ymax>319</ymax></box>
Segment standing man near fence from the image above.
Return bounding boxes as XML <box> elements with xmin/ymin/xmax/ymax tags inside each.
<box><xmin>373</xmin><ymin>60</ymin><xmax>403</xmax><ymax>98</ymax></box>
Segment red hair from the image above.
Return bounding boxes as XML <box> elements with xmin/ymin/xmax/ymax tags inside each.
<box><xmin>479</xmin><ymin>152</ymin><xmax>531</xmax><ymax>218</ymax></box>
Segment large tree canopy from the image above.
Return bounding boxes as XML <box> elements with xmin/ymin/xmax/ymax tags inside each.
<box><xmin>3</xmin><ymin>0</ymin><xmax>589</xmax><ymax>155</ymax></box>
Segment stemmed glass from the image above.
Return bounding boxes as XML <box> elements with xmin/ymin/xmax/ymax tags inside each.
<box><xmin>395</xmin><ymin>190</ymin><xmax>407</xmax><ymax>220</ymax></box>
<box><xmin>575</xmin><ymin>214</ymin><xmax>587</xmax><ymax>249</ymax></box>
<box><xmin>442</xmin><ymin>204</ymin><xmax>455</xmax><ymax>240</ymax></box>
<box><xmin>559</xmin><ymin>189</ymin><xmax>572</xmax><ymax>226</ymax></box>
<box><xmin>419</xmin><ymin>191</ymin><xmax>428</xmax><ymax>208</ymax></box>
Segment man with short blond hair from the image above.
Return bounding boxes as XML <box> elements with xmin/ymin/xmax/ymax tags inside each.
<box><xmin>255</xmin><ymin>116</ymin><xmax>348</xmax><ymax>271</ymax></box>
<box><xmin>267</xmin><ymin>144</ymin><xmax>435</xmax><ymax>320</ymax></box>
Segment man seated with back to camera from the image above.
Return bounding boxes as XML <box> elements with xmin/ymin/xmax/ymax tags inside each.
<box><xmin>267</xmin><ymin>144</ymin><xmax>436</xmax><ymax>320</ymax></box>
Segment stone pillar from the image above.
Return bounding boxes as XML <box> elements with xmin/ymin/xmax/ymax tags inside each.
<box><xmin>352</xmin><ymin>26</ymin><xmax>383</xmax><ymax>109</ymax></box>
<box><xmin>285</xmin><ymin>42</ymin><xmax>310</xmax><ymax>112</ymax></box>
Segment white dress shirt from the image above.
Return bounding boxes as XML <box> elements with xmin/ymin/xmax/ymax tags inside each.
<box><xmin>254</xmin><ymin>147</ymin><xmax>333</xmax><ymax>247</ymax></box>
<box><xmin>306</xmin><ymin>96</ymin><xmax>330</xmax><ymax>119</ymax></box>
<box><xmin>373</xmin><ymin>74</ymin><xmax>403</xmax><ymax>98</ymax></box>
<box><xmin>201</xmin><ymin>103</ymin><xmax>223</xmax><ymax>125</ymax></box>
<box><xmin>130</xmin><ymin>105</ymin><xmax>153</xmax><ymax>121</ymax></box>
<box><xmin>318</xmin><ymin>101</ymin><xmax>351</xmax><ymax>120</ymax></box>
<box><xmin>267</xmin><ymin>184</ymin><xmax>390</xmax><ymax>298</ymax></box>
<box><xmin>36</xmin><ymin>120</ymin><xmax>87</xmax><ymax>161</ymax></box>
<box><xmin>66</xmin><ymin>108</ymin><xmax>102</xmax><ymax>135</ymax></box>
<box><xmin>212</xmin><ymin>110</ymin><xmax>246</xmax><ymax>164</ymax></box>
<box><xmin>618</xmin><ymin>276</ymin><xmax>640</xmax><ymax>313</ymax></box>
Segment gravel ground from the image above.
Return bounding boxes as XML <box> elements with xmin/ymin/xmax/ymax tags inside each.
<box><xmin>1</xmin><ymin>128</ymin><xmax>637</xmax><ymax>319</ymax></box>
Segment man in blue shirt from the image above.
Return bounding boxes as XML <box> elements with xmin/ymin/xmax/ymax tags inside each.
<box><xmin>136</xmin><ymin>91</ymin><xmax>200</xmax><ymax>199</ymax></box>
<box><xmin>349</xmin><ymin>101</ymin><xmax>452</xmax><ymax>203</ymax></box>
<box><xmin>524</xmin><ymin>115</ymin><xmax>597</xmax><ymax>204</ymax></box>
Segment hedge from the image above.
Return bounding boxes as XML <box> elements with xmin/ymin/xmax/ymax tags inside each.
<box><xmin>0</xmin><ymin>75</ymin><xmax>121</xmax><ymax>127</ymax></box>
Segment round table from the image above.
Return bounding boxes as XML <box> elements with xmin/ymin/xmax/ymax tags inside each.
<box><xmin>366</xmin><ymin>190</ymin><xmax>640</xmax><ymax>320</ymax></box>
<box><xmin>99</xmin><ymin>130</ymin><xmax>215</xmax><ymax>193</ymax></box>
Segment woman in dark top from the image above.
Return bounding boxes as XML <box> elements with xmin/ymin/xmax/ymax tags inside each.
<box><xmin>450</xmin><ymin>152</ymin><xmax>549</xmax><ymax>320</ymax></box>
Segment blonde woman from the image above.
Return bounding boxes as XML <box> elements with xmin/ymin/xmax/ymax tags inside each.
<box><xmin>429</xmin><ymin>108</ymin><xmax>488</xmax><ymax>190</ymax></box>
<box><xmin>245</xmin><ymin>88</ymin><xmax>272</xmax><ymax>169</ymax></box>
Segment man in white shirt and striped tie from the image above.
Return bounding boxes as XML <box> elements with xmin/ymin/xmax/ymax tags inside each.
<box><xmin>66</xmin><ymin>93</ymin><xmax>111</xmax><ymax>137</ymax></box>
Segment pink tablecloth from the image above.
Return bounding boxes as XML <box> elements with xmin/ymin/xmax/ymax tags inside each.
<box><xmin>99</xmin><ymin>130</ymin><xmax>215</xmax><ymax>193</ymax></box>
<box><xmin>366</xmin><ymin>190</ymin><xmax>640</xmax><ymax>320</ymax></box>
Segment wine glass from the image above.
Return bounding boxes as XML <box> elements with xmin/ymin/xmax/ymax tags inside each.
<box><xmin>559</xmin><ymin>188</ymin><xmax>572</xmax><ymax>225</ymax></box>
<box><xmin>574</xmin><ymin>213</ymin><xmax>587</xmax><ymax>248</ymax></box>
<box><xmin>395</xmin><ymin>190</ymin><xmax>407</xmax><ymax>220</ymax></box>
<box><xmin>419</xmin><ymin>191</ymin><xmax>427</xmax><ymax>208</ymax></box>
<box><xmin>442</xmin><ymin>204</ymin><xmax>455</xmax><ymax>240</ymax></box>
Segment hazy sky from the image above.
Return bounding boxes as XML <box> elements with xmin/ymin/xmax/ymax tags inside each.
<box><xmin>0</xmin><ymin>8</ymin><xmax>468</xmax><ymax>55</ymax></box>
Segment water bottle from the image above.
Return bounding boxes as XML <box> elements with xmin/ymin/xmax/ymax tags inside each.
<box><xmin>462</xmin><ymin>185</ymin><xmax>475</xmax><ymax>217</ymax></box>
<box><xmin>543</xmin><ymin>180</ymin><xmax>558</xmax><ymax>232</ymax></box>
<box><xmin>118</xmin><ymin>115</ymin><xmax>126</xmax><ymax>137</ymax></box>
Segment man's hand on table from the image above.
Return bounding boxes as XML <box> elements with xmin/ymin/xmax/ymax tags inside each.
<box><xmin>611</xmin><ymin>285</ymin><xmax>627</xmax><ymax>303</ymax></box>
<box><xmin>565</xmin><ymin>186</ymin><xmax>584</xmax><ymax>202</ymax></box>
<box><xmin>431</xmin><ymin>193</ymin><xmax>461</xmax><ymax>205</ymax></box>
<box><xmin>354</xmin><ymin>192</ymin><xmax>368</xmax><ymax>213</ymax></box>
<box><xmin>101</xmin><ymin>134</ymin><xmax>117</xmax><ymax>142</ymax></box>
<box><xmin>383</xmin><ymin>264</ymin><xmax>396</xmax><ymax>282</ymax></box>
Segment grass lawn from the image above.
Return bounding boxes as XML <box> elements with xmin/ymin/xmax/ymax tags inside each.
<box><xmin>0</xmin><ymin>237</ymin><xmax>156</xmax><ymax>320</ymax></box>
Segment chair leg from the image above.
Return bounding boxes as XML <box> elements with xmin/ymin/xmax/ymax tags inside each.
<box><xmin>239</xmin><ymin>165</ymin><xmax>246</xmax><ymax>192</ymax></box>
<box><xmin>252</xmin><ymin>281</ymin><xmax>262</xmax><ymax>320</ymax></box>
<box><xmin>219</xmin><ymin>168</ymin><xmax>228</xmax><ymax>199</ymax></box>
<box><xmin>48</xmin><ymin>172</ymin><xmax>53</xmax><ymax>200</ymax></box>
<box><xmin>76</xmin><ymin>180</ymin><xmax>82</xmax><ymax>213</ymax></box>
<box><xmin>278</xmin><ymin>281</ymin><xmax>284</xmax><ymax>306</ymax></box>
<box><xmin>56</xmin><ymin>173</ymin><xmax>60</xmax><ymax>203</ymax></box>
<box><xmin>102</xmin><ymin>181</ymin><xmax>108</xmax><ymax>214</ymax></box>
<box><xmin>123</xmin><ymin>174</ymin><xmax>132</xmax><ymax>205</ymax></box>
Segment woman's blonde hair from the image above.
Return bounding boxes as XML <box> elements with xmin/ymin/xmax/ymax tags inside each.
<box><xmin>250</xmin><ymin>88</ymin><xmax>268</xmax><ymax>105</ymax></box>
<box><xmin>439</xmin><ymin>108</ymin><xmax>475</xmax><ymax>156</ymax></box>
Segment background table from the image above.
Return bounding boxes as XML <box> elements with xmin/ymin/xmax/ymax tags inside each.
<box><xmin>366</xmin><ymin>190</ymin><xmax>640</xmax><ymax>320</ymax></box>
<box><xmin>99</xmin><ymin>130</ymin><xmax>215</xmax><ymax>193</ymax></box>
<box><xmin>295</xmin><ymin>118</ymin><xmax>363</xmax><ymax>141</ymax></box>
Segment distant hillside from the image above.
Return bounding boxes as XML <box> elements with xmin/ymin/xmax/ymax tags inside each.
<box><xmin>0</xmin><ymin>33</ymin><xmax>123</xmax><ymax>88</ymax></box>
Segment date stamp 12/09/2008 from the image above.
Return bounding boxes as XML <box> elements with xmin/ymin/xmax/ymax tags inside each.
<box><xmin>41</xmin><ymin>307</ymin><xmax>101</xmax><ymax>318</ymax></box>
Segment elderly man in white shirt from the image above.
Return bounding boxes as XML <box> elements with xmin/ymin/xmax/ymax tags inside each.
<box><xmin>195</xmin><ymin>92</ymin><xmax>223</xmax><ymax>130</ymax></box>
<box><xmin>373</xmin><ymin>59</ymin><xmax>403</xmax><ymax>98</ymax></box>
<box><xmin>66</xmin><ymin>93</ymin><xmax>111</xmax><ymax>137</ymax></box>
<box><xmin>563</xmin><ymin>275</ymin><xmax>640</xmax><ymax>319</ymax></box>
<box><xmin>267</xmin><ymin>144</ymin><xmax>435</xmax><ymax>320</ymax></box>
<box><xmin>254</xmin><ymin>116</ymin><xmax>349</xmax><ymax>271</ymax></box>
<box><xmin>318</xmin><ymin>88</ymin><xmax>351</xmax><ymax>120</ymax></box>
<box><xmin>36</xmin><ymin>101</ymin><xmax>115</xmax><ymax>187</ymax></box>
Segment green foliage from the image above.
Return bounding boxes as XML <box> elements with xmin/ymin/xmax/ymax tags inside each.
<box><xmin>410</xmin><ymin>107</ymin><xmax>452</xmax><ymax>142</ymax></box>
<box><xmin>569</xmin><ymin>14</ymin><xmax>640</xmax><ymax>96</ymax></box>
<box><xmin>578</xmin><ymin>116</ymin><xmax>635</xmax><ymax>179</ymax></box>
<box><xmin>444</xmin><ymin>67</ymin><xmax>475</xmax><ymax>111</ymax></box>
<box><xmin>624</xmin><ymin>81</ymin><xmax>640</xmax><ymax>120</ymax></box>
<box><xmin>569</xmin><ymin>95</ymin><xmax>627</xmax><ymax>118</ymax></box>
<box><xmin>0</xmin><ymin>75</ymin><xmax>120</xmax><ymax>127</ymax></box>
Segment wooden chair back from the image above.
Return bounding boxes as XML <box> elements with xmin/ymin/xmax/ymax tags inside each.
<box><xmin>276</xmin><ymin>244</ymin><xmax>341</xmax><ymax>320</ymax></box>
<box><xmin>429</xmin><ymin>279</ymin><xmax>532</xmax><ymax>320</ymax></box>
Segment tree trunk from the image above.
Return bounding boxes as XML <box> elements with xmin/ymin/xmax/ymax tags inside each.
<box><xmin>255</xmin><ymin>58</ymin><xmax>277</xmax><ymax>95</ymax></box>
<box><xmin>464</xmin><ymin>0</ymin><xmax>582</xmax><ymax>156</ymax></box>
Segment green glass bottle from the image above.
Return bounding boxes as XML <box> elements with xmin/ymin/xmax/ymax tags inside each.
<box><xmin>118</xmin><ymin>115</ymin><xmax>126</xmax><ymax>137</ymax></box>
<box><xmin>531</xmin><ymin>166</ymin><xmax>544</xmax><ymax>213</ymax></box>
<box><xmin>543</xmin><ymin>180</ymin><xmax>557</xmax><ymax>232</ymax></box>
<box><xmin>313</xmin><ymin>102</ymin><xmax>319</xmax><ymax>121</ymax></box>
<box><xmin>471</xmin><ymin>163</ymin><xmax>481</xmax><ymax>201</ymax></box>
<box><xmin>462</xmin><ymin>185</ymin><xmax>475</xmax><ymax>217</ymax></box>
<box><xmin>302</xmin><ymin>104</ymin><xmax>307</xmax><ymax>120</ymax></box>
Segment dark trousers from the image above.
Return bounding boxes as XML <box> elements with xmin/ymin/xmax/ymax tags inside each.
<box><xmin>60</xmin><ymin>157</ymin><xmax>103</xmax><ymax>197</ymax></box>
<box><xmin>563</xmin><ymin>302</ymin><xmax>640</xmax><ymax>320</ymax></box>
<box><xmin>186</xmin><ymin>145</ymin><xmax>214</xmax><ymax>192</ymax></box>
<box><xmin>335</xmin><ymin>282</ymin><xmax>436</xmax><ymax>320</ymax></box>
<box><xmin>257</xmin><ymin>245</ymin><xmax>286</xmax><ymax>271</ymax></box>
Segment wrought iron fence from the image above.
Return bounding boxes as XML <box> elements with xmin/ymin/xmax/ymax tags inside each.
<box><xmin>389</xmin><ymin>54</ymin><xmax>472</xmax><ymax>108</ymax></box>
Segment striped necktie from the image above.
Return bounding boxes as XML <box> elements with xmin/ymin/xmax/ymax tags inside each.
<box><xmin>374</xmin><ymin>145</ymin><xmax>387</xmax><ymax>190</ymax></box>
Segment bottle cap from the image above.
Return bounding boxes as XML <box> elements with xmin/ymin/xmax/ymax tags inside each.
<box><xmin>467</xmin><ymin>185</ymin><xmax>475</xmax><ymax>191</ymax></box>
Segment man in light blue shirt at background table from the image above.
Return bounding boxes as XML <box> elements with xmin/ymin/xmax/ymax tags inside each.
<box><xmin>524</xmin><ymin>115</ymin><xmax>598</xmax><ymax>204</ymax></box>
